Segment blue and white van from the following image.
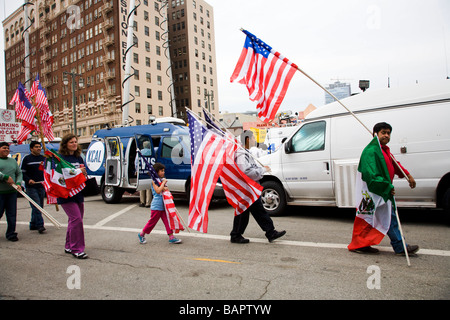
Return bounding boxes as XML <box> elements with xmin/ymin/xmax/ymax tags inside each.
<box><xmin>85</xmin><ymin>119</ymin><xmax>223</xmax><ymax>203</ymax></box>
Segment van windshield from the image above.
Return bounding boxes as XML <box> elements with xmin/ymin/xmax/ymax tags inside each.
<box><xmin>291</xmin><ymin>121</ymin><xmax>326</xmax><ymax>152</ymax></box>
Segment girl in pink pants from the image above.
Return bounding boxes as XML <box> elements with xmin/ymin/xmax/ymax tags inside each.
<box><xmin>138</xmin><ymin>163</ymin><xmax>181</xmax><ymax>244</ymax></box>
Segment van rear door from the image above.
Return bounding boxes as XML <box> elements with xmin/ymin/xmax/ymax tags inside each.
<box><xmin>281</xmin><ymin>120</ymin><xmax>334</xmax><ymax>203</ymax></box>
<box><xmin>134</xmin><ymin>134</ymin><xmax>156</xmax><ymax>190</ymax></box>
<box><xmin>104</xmin><ymin>137</ymin><xmax>122</xmax><ymax>186</ymax></box>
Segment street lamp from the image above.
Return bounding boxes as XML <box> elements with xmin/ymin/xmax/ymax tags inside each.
<box><xmin>63</xmin><ymin>71</ymin><xmax>84</xmax><ymax>135</ymax></box>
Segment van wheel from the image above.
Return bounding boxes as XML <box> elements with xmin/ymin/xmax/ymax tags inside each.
<box><xmin>101</xmin><ymin>182</ymin><xmax>124</xmax><ymax>204</ymax></box>
<box><xmin>443</xmin><ymin>188</ymin><xmax>450</xmax><ymax>225</ymax></box>
<box><xmin>261</xmin><ymin>181</ymin><xmax>287</xmax><ymax>216</ymax></box>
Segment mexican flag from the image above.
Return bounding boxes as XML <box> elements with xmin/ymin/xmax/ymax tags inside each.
<box><xmin>42</xmin><ymin>150</ymin><xmax>86</xmax><ymax>199</ymax></box>
<box><xmin>348</xmin><ymin>136</ymin><xmax>395</xmax><ymax>251</ymax></box>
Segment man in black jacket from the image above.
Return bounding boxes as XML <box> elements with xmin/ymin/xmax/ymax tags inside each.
<box><xmin>21</xmin><ymin>141</ymin><xmax>46</xmax><ymax>233</ymax></box>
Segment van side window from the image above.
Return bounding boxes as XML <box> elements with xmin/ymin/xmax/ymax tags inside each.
<box><xmin>161</xmin><ymin>136</ymin><xmax>183</xmax><ymax>158</ymax></box>
<box><xmin>291</xmin><ymin>121</ymin><xmax>326</xmax><ymax>152</ymax></box>
<box><xmin>138</xmin><ymin>137</ymin><xmax>153</xmax><ymax>157</ymax></box>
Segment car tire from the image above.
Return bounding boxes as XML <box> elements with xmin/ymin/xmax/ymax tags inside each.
<box><xmin>261</xmin><ymin>180</ymin><xmax>287</xmax><ymax>216</ymax></box>
<box><xmin>443</xmin><ymin>187</ymin><xmax>450</xmax><ymax>225</ymax></box>
<box><xmin>101</xmin><ymin>181</ymin><xmax>124</xmax><ymax>204</ymax></box>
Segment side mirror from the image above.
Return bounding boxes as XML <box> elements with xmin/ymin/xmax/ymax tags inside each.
<box><xmin>284</xmin><ymin>138</ymin><xmax>291</xmax><ymax>154</ymax></box>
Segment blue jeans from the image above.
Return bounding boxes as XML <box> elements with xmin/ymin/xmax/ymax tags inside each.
<box><xmin>387</xmin><ymin>208</ymin><xmax>408</xmax><ymax>253</ymax></box>
<box><xmin>0</xmin><ymin>192</ymin><xmax>18</xmax><ymax>240</ymax></box>
<box><xmin>26</xmin><ymin>187</ymin><xmax>45</xmax><ymax>229</ymax></box>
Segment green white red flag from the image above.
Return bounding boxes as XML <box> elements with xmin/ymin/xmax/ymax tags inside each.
<box><xmin>348</xmin><ymin>136</ymin><xmax>394</xmax><ymax>251</ymax></box>
<box><xmin>42</xmin><ymin>150</ymin><xmax>86</xmax><ymax>199</ymax></box>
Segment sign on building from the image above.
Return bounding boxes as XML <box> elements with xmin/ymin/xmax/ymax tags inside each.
<box><xmin>0</xmin><ymin>109</ymin><xmax>20</xmax><ymax>142</ymax></box>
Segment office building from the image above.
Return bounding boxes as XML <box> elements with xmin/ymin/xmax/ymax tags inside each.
<box><xmin>3</xmin><ymin>0</ymin><xmax>218</xmax><ymax>145</ymax></box>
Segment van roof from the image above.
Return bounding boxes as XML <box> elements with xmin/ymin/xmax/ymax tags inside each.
<box><xmin>306</xmin><ymin>80</ymin><xmax>450</xmax><ymax>120</ymax></box>
<box><xmin>92</xmin><ymin>122</ymin><xmax>188</xmax><ymax>139</ymax></box>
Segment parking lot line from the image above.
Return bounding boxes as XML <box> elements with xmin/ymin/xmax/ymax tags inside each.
<box><xmin>94</xmin><ymin>204</ymin><xmax>137</xmax><ymax>227</ymax></box>
<box><xmin>4</xmin><ymin>221</ymin><xmax>450</xmax><ymax>257</ymax></box>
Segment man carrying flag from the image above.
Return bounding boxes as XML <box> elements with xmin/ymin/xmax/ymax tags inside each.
<box><xmin>189</xmin><ymin>109</ymin><xmax>285</xmax><ymax>241</ymax></box>
<box><xmin>230</xmin><ymin>130</ymin><xmax>286</xmax><ymax>244</ymax></box>
<box><xmin>348</xmin><ymin>122</ymin><xmax>419</xmax><ymax>255</ymax></box>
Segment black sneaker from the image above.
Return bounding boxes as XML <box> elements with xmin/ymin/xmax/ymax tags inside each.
<box><xmin>350</xmin><ymin>246</ymin><xmax>380</xmax><ymax>254</ymax></box>
<box><xmin>396</xmin><ymin>244</ymin><xmax>419</xmax><ymax>256</ymax></box>
<box><xmin>38</xmin><ymin>227</ymin><xmax>46</xmax><ymax>234</ymax></box>
<box><xmin>230</xmin><ymin>236</ymin><xmax>250</xmax><ymax>244</ymax></box>
<box><xmin>267</xmin><ymin>230</ymin><xmax>286</xmax><ymax>242</ymax></box>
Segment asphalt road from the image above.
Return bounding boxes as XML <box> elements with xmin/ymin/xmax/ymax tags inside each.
<box><xmin>1</xmin><ymin>194</ymin><xmax>449</xmax><ymax>304</ymax></box>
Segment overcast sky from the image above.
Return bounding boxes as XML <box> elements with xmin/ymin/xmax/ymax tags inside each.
<box><xmin>1</xmin><ymin>0</ymin><xmax>449</xmax><ymax>115</ymax></box>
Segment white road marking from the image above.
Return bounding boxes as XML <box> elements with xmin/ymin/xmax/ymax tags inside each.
<box><xmin>94</xmin><ymin>204</ymin><xmax>137</xmax><ymax>226</ymax></box>
<box><xmin>4</xmin><ymin>221</ymin><xmax>450</xmax><ymax>257</ymax></box>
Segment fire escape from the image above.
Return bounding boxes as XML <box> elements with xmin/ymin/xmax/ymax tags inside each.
<box><xmin>101</xmin><ymin>0</ymin><xmax>120</xmax><ymax>126</ymax></box>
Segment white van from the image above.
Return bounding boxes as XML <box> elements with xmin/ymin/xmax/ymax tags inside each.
<box><xmin>258</xmin><ymin>80</ymin><xmax>450</xmax><ymax>216</ymax></box>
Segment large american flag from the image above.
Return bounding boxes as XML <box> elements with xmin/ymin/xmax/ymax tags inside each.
<box><xmin>188</xmin><ymin>110</ymin><xmax>263</xmax><ymax>232</ymax></box>
<box><xmin>137</xmin><ymin>149</ymin><xmax>184</xmax><ymax>233</ymax></box>
<box><xmin>230</xmin><ymin>29</ymin><xmax>297</xmax><ymax>123</ymax></box>
<box><xmin>202</xmin><ymin>109</ymin><xmax>263</xmax><ymax>216</ymax></box>
<box><xmin>187</xmin><ymin>110</ymin><xmax>229</xmax><ymax>233</ymax></box>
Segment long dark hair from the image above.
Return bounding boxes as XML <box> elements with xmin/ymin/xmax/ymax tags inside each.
<box><xmin>59</xmin><ymin>133</ymin><xmax>82</xmax><ymax>157</ymax></box>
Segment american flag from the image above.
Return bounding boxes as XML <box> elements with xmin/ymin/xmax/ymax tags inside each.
<box><xmin>137</xmin><ymin>149</ymin><xmax>184</xmax><ymax>233</ymax></box>
<box><xmin>221</xmin><ymin>150</ymin><xmax>263</xmax><ymax>216</ymax></box>
<box><xmin>201</xmin><ymin>109</ymin><xmax>263</xmax><ymax>216</ymax></box>
<box><xmin>230</xmin><ymin>29</ymin><xmax>297</xmax><ymax>123</ymax></box>
<box><xmin>31</xmin><ymin>74</ymin><xmax>54</xmax><ymax>141</ymax></box>
<box><xmin>188</xmin><ymin>110</ymin><xmax>229</xmax><ymax>233</ymax></box>
<box><xmin>30</xmin><ymin>74</ymin><xmax>40</xmax><ymax>97</ymax></box>
<box><xmin>16</xmin><ymin>120</ymin><xmax>35</xmax><ymax>144</ymax></box>
<box><xmin>11</xmin><ymin>82</ymin><xmax>36</xmax><ymax>125</ymax></box>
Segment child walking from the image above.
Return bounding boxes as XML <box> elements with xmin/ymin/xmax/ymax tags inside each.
<box><xmin>138</xmin><ymin>163</ymin><xmax>182</xmax><ymax>244</ymax></box>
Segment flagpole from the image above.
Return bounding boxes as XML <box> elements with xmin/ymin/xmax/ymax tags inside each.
<box><xmin>33</xmin><ymin>97</ymin><xmax>60</xmax><ymax>211</ymax></box>
<box><xmin>174</xmin><ymin>207</ymin><xmax>190</xmax><ymax>233</ymax></box>
<box><xmin>394</xmin><ymin>205</ymin><xmax>411</xmax><ymax>266</ymax></box>
<box><xmin>11</xmin><ymin>184</ymin><xmax>62</xmax><ymax>228</ymax></box>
